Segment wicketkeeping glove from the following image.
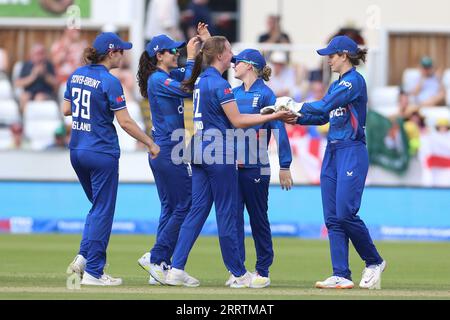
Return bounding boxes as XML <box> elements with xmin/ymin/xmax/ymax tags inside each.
<box><xmin>260</xmin><ymin>96</ymin><xmax>303</xmax><ymax>117</ymax></box>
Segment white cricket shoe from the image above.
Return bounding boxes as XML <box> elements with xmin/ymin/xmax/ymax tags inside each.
<box><xmin>138</xmin><ymin>252</ymin><xmax>163</xmax><ymax>285</ymax></box>
<box><xmin>137</xmin><ymin>252</ymin><xmax>151</xmax><ymax>272</ymax></box>
<box><xmin>166</xmin><ymin>268</ymin><xmax>200</xmax><ymax>287</ymax></box>
<box><xmin>148</xmin><ymin>262</ymin><xmax>168</xmax><ymax>285</ymax></box>
<box><xmin>225</xmin><ymin>272</ymin><xmax>236</xmax><ymax>286</ymax></box>
<box><xmin>81</xmin><ymin>272</ymin><xmax>122</xmax><ymax>286</ymax></box>
<box><xmin>229</xmin><ymin>271</ymin><xmax>253</xmax><ymax>288</ymax></box>
<box><xmin>148</xmin><ymin>276</ymin><xmax>160</xmax><ymax>285</ymax></box>
<box><xmin>250</xmin><ymin>272</ymin><xmax>271</xmax><ymax>288</ymax></box>
<box><xmin>359</xmin><ymin>260</ymin><xmax>387</xmax><ymax>290</ymax></box>
<box><xmin>315</xmin><ymin>276</ymin><xmax>354</xmax><ymax>289</ymax></box>
<box><xmin>66</xmin><ymin>254</ymin><xmax>86</xmax><ymax>276</ymax></box>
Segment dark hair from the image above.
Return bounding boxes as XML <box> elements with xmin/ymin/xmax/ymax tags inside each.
<box><xmin>137</xmin><ymin>51</ymin><xmax>159</xmax><ymax>98</ymax></box>
<box><xmin>338</xmin><ymin>48</ymin><xmax>368</xmax><ymax>66</ymax></box>
<box><xmin>82</xmin><ymin>47</ymin><xmax>109</xmax><ymax>65</ymax></box>
<box><xmin>257</xmin><ymin>65</ymin><xmax>272</xmax><ymax>81</ymax></box>
<box><xmin>182</xmin><ymin>36</ymin><xmax>228</xmax><ymax>91</ymax></box>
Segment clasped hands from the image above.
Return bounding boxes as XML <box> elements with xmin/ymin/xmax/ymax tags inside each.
<box><xmin>260</xmin><ymin>96</ymin><xmax>303</xmax><ymax>125</ymax></box>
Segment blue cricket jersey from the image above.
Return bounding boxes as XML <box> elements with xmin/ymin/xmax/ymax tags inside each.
<box><xmin>192</xmin><ymin>66</ymin><xmax>236</xmax><ymax>161</ymax></box>
<box><xmin>64</xmin><ymin>64</ymin><xmax>126</xmax><ymax>158</ymax></box>
<box><xmin>233</xmin><ymin>78</ymin><xmax>292</xmax><ymax>169</ymax></box>
<box><xmin>147</xmin><ymin>60</ymin><xmax>194</xmax><ymax>146</ymax></box>
<box><xmin>298</xmin><ymin>67</ymin><xmax>367</xmax><ymax>143</ymax></box>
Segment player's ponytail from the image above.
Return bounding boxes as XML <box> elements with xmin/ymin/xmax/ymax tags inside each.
<box><xmin>182</xmin><ymin>36</ymin><xmax>228</xmax><ymax>92</ymax></box>
<box><xmin>182</xmin><ymin>53</ymin><xmax>203</xmax><ymax>92</ymax></box>
<box><xmin>82</xmin><ymin>47</ymin><xmax>108</xmax><ymax>65</ymax></box>
<box><xmin>347</xmin><ymin>48</ymin><xmax>368</xmax><ymax>66</ymax></box>
<box><xmin>258</xmin><ymin>65</ymin><xmax>272</xmax><ymax>81</ymax></box>
<box><xmin>137</xmin><ymin>51</ymin><xmax>158</xmax><ymax>98</ymax></box>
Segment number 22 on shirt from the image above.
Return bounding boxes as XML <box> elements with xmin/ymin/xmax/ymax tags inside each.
<box><xmin>193</xmin><ymin>88</ymin><xmax>203</xmax><ymax>130</ymax></box>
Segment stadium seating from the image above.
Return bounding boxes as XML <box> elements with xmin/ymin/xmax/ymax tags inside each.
<box><xmin>420</xmin><ymin>106</ymin><xmax>450</xmax><ymax>128</ymax></box>
<box><xmin>402</xmin><ymin>68</ymin><xmax>421</xmax><ymax>93</ymax></box>
<box><xmin>0</xmin><ymin>99</ymin><xmax>20</xmax><ymax>125</ymax></box>
<box><xmin>369</xmin><ymin>86</ymin><xmax>400</xmax><ymax>116</ymax></box>
<box><xmin>23</xmin><ymin>100</ymin><xmax>62</xmax><ymax>150</ymax></box>
<box><xmin>0</xmin><ymin>99</ymin><xmax>20</xmax><ymax>150</ymax></box>
<box><xmin>0</xmin><ymin>79</ymin><xmax>13</xmax><ymax>100</ymax></box>
<box><xmin>442</xmin><ymin>68</ymin><xmax>450</xmax><ymax>88</ymax></box>
<box><xmin>11</xmin><ymin>61</ymin><xmax>24</xmax><ymax>100</ymax></box>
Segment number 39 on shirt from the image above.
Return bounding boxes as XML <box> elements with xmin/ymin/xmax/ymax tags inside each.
<box><xmin>72</xmin><ymin>88</ymin><xmax>91</xmax><ymax>120</ymax></box>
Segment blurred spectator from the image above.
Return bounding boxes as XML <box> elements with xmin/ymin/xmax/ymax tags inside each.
<box><xmin>393</xmin><ymin>89</ymin><xmax>425</xmax><ymax>156</ymax></box>
<box><xmin>303</xmin><ymin>70</ymin><xmax>326</xmax><ymax>102</ymax></box>
<box><xmin>144</xmin><ymin>0</ymin><xmax>184</xmax><ymax>41</ymax></box>
<box><xmin>258</xmin><ymin>15</ymin><xmax>290</xmax><ymax>44</ymax></box>
<box><xmin>9</xmin><ymin>123</ymin><xmax>29</xmax><ymax>150</ymax></box>
<box><xmin>45</xmin><ymin>125</ymin><xmax>68</xmax><ymax>150</ymax></box>
<box><xmin>110</xmin><ymin>52</ymin><xmax>136</xmax><ymax>102</ymax></box>
<box><xmin>0</xmin><ymin>47</ymin><xmax>10</xmax><ymax>76</ymax></box>
<box><xmin>435</xmin><ymin>117</ymin><xmax>450</xmax><ymax>133</ymax></box>
<box><xmin>15</xmin><ymin>44</ymin><xmax>57</xmax><ymax>114</ymax></box>
<box><xmin>410</xmin><ymin>56</ymin><xmax>446</xmax><ymax>107</ymax></box>
<box><xmin>266</xmin><ymin>51</ymin><xmax>301</xmax><ymax>99</ymax></box>
<box><xmin>50</xmin><ymin>28</ymin><xmax>86</xmax><ymax>85</ymax></box>
<box><xmin>183</xmin><ymin>0</ymin><xmax>216</xmax><ymax>39</ymax></box>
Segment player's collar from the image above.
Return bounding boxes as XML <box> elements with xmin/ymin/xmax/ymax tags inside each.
<box><xmin>240</xmin><ymin>78</ymin><xmax>264</xmax><ymax>93</ymax></box>
<box><xmin>339</xmin><ymin>67</ymin><xmax>356</xmax><ymax>80</ymax></box>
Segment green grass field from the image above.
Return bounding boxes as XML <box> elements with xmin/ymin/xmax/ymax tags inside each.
<box><xmin>0</xmin><ymin>234</ymin><xmax>449</xmax><ymax>300</ymax></box>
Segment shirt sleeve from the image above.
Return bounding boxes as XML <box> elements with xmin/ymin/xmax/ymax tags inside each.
<box><xmin>104</xmin><ymin>77</ymin><xmax>127</xmax><ymax>111</ymax></box>
<box><xmin>301</xmin><ymin>77</ymin><xmax>361</xmax><ymax>115</ymax></box>
<box><xmin>215</xmin><ymin>80</ymin><xmax>236</xmax><ymax>106</ymax></box>
<box><xmin>270</xmin><ymin>120</ymin><xmax>292</xmax><ymax>169</ymax></box>
<box><xmin>296</xmin><ymin>113</ymin><xmax>330</xmax><ymax>126</ymax></box>
<box><xmin>169</xmin><ymin>59</ymin><xmax>195</xmax><ymax>82</ymax></box>
<box><xmin>155</xmin><ymin>74</ymin><xmax>192</xmax><ymax>99</ymax></box>
<box><xmin>266</xmin><ymin>91</ymin><xmax>292</xmax><ymax>169</ymax></box>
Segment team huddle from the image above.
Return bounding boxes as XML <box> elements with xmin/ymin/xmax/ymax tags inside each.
<box><xmin>64</xmin><ymin>23</ymin><xmax>386</xmax><ymax>290</ymax></box>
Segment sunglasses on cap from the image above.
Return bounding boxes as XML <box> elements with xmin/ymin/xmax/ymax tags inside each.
<box><xmin>161</xmin><ymin>48</ymin><xmax>179</xmax><ymax>55</ymax></box>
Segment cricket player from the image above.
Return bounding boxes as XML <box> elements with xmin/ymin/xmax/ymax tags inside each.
<box><xmin>135</xmin><ymin>32</ymin><xmax>203</xmax><ymax>285</ymax></box>
<box><xmin>230</xmin><ymin>49</ymin><xmax>293</xmax><ymax>288</ymax></box>
<box><xmin>282</xmin><ymin>35</ymin><xmax>386</xmax><ymax>289</ymax></box>
<box><xmin>164</xmin><ymin>36</ymin><xmax>296</xmax><ymax>288</ymax></box>
<box><xmin>65</xmin><ymin>32</ymin><xmax>159</xmax><ymax>286</ymax></box>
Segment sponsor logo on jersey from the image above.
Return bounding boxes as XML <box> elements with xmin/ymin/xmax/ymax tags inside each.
<box><xmin>164</xmin><ymin>78</ymin><xmax>173</xmax><ymax>86</ymax></box>
<box><xmin>116</xmin><ymin>95</ymin><xmax>125</xmax><ymax>103</ymax></box>
<box><xmin>252</xmin><ymin>94</ymin><xmax>260</xmax><ymax>108</ymax></box>
<box><xmin>224</xmin><ymin>88</ymin><xmax>232</xmax><ymax>95</ymax></box>
<box><xmin>329</xmin><ymin>106</ymin><xmax>347</xmax><ymax>118</ymax></box>
<box><xmin>338</xmin><ymin>80</ymin><xmax>353</xmax><ymax>90</ymax></box>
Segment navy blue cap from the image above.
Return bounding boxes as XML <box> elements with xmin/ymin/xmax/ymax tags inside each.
<box><xmin>231</xmin><ymin>49</ymin><xmax>266</xmax><ymax>70</ymax></box>
<box><xmin>146</xmin><ymin>35</ymin><xmax>186</xmax><ymax>58</ymax></box>
<box><xmin>93</xmin><ymin>32</ymin><xmax>132</xmax><ymax>55</ymax></box>
<box><xmin>317</xmin><ymin>35</ymin><xmax>358</xmax><ymax>56</ymax></box>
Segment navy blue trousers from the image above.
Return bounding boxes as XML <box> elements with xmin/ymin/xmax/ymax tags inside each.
<box><xmin>148</xmin><ymin>145</ymin><xmax>192</xmax><ymax>265</ymax></box>
<box><xmin>71</xmin><ymin>149</ymin><xmax>119</xmax><ymax>279</ymax></box>
<box><xmin>171</xmin><ymin>162</ymin><xmax>247</xmax><ymax>277</ymax></box>
<box><xmin>321</xmin><ymin>141</ymin><xmax>383</xmax><ymax>280</ymax></box>
<box><xmin>237</xmin><ymin>167</ymin><xmax>273</xmax><ymax>277</ymax></box>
